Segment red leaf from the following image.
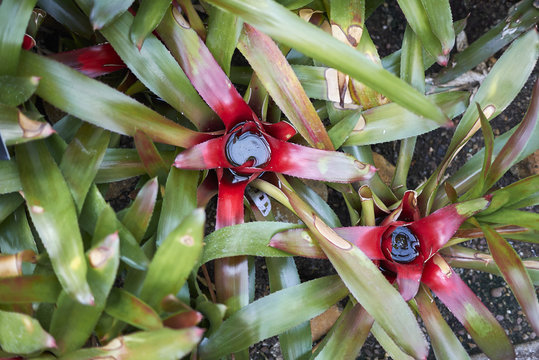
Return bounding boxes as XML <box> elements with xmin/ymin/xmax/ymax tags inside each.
<box><xmin>50</xmin><ymin>43</ymin><xmax>126</xmax><ymax>78</ymax></box>
<box><xmin>264</xmin><ymin>137</ymin><xmax>375</xmax><ymax>183</ymax></box>
<box><xmin>174</xmin><ymin>137</ymin><xmax>229</xmax><ymax>170</ymax></box>
<box><xmin>159</xmin><ymin>6</ymin><xmax>254</xmax><ymax>130</ymax></box>
<box><xmin>215</xmin><ymin>171</ymin><xmax>248</xmax><ymax>229</ymax></box>
<box><xmin>409</xmin><ymin>197</ymin><xmax>490</xmax><ymax>260</ymax></box>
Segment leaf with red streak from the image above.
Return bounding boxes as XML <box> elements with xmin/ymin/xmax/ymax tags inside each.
<box><xmin>482</xmin><ymin>225</ymin><xmax>539</xmax><ymax>334</ymax></box>
<box><xmin>134</xmin><ymin>130</ymin><xmax>169</xmax><ymax>182</ymax></box>
<box><xmin>238</xmin><ymin>24</ymin><xmax>334</xmax><ymax>150</ymax></box>
<box><xmin>422</xmin><ymin>254</ymin><xmax>514</xmax><ymax>360</ymax></box>
<box><xmin>415</xmin><ymin>285</ymin><xmax>470</xmax><ymax>360</ymax></box>
<box><xmin>105</xmin><ymin>288</ymin><xmax>163</xmax><ymax>331</ymax></box>
<box><xmin>409</xmin><ymin>196</ymin><xmax>490</xmax><ymax>258</ymax></box>
<box><xmin>157</xmin><ymin>5</ymin><xmax>254</xmax><ymax>130</ymax></box>
<box><xmin>264</xmin><ymin>138</ymin><xmax>375</xmax><ymax>183</ymax></box>
<box><xmin>0</xmin><ymin>275</ymin><xmax>61</xmax><ymax>303</ymax></box>
<box><xmin>483</xmin><ymin>79</ymin><xmax>539</xmax><ymax>191</ymax></box>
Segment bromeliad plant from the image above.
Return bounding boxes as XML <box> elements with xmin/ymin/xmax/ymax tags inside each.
<box><xmin>0</xmin><ymin>0</ymin><xmax>538</xmax><ymax>360</ymax></box>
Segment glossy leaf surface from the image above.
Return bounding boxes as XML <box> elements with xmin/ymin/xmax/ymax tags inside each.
<box><xmin>199</xmin><ymin>276</ymin><xmax>348</xmax><ymax>359</ymax></box>
<box><xmin>202</xmin><ymin>222</ymin><xmax>299</xmax><ymax>264</ymax></box>
<box><xmin>105</xmin><ymin>288</ymin><xmax>163</xmax><ymax>330</ymax></box>
<box><xmin>90</xmin><ymin>0</ymin><xmax>134</xmax><ymax>29</ymax></box>
<box><xmin>50</xmin><ymin>233</ymin><xmax>120</xmax><ymax>353</ymax></box>
<box><xmin>344</xmin><ymin>91</ymin><xmax>467</xmax><ymax>145</ymax></box>
<box><xmin>139</xmin><ymin>209</ymin><xmax>205</xmax><ymax>310</ymax></box>
<box><xmin>16</xmin><ymin>140</ymin><xmax>93</xmax><ymax>305</ymax></box>
<box><xmin>59</xmin><ymin>123</ymin><xmax>110</xmax><ymax>212</ymax></box>
<box><xmin>121</xmin><ymin>177</ymin><xmax>158</xmax><ymax>242</ymax></box>
<box><xmin>0</xmin><ymin>310</ymin><xmax>56</xmax><ymax>354</ymax></box>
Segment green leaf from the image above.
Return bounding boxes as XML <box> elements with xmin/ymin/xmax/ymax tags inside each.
<box><xmin>0</xmin><ymin>274</ymin><xmax>61</xmax><ymax>303</ymax></box>
<box><xmin>420</xmin><ymin>28</ymin><xmax>539</xmax><ymax>213</ymax></box>
<box><xmin>199</xmin><ymin>275</ymin><xmax>348</xmax><ymax>359</ymax></box>
<box><xmin>396</xmin><ymin>0</ymin><xmax>444</xmax><ymax>63</ymax></box>
<box><xmin>206</xmin><ymin>6</ymin><xmax>243</xmax><ymax>76</ymax></box>
<box><xmin>453</xmin><ymin>28</ymin><xmax>538</xmax><ymax>160</ymax></box>
<box><xmin>205</xmin><ymin>0</ymin><xmax>448</xmax><ymax>124</ymax></box>
<box><xmin>482</xmin><ymin>225</ymin><xmax>539</xmax><ymax>335</ymax></box>
<box><xmin>18</xmin><ymin>51</ymin><xmax>213</xmax><ymax>148</ymax></box>
<box><xmin>0</xmin><ymin>310</ymin><xmax>56</xmax><ymax>354</ymax></box>
<box><xmin>0</xmin><ymin>206</ymin><xmax>37</xmax><ymax>255</ymax></box>
<box><xmin>80</xmin><ymin>186</ymin><xmax>149</xmax><ymax>270</ymax></box>
<box><xmin>239</xmin><ymin>24</ymin><xmax>334</xmax><ymax>150</ymax></box>
<box><xmin>16</xmin><ymin>140</ymin><xmax>93</xmax><ymax>305</ymax></box>
<box><xmin>478</xmin><ymin>103</ymin><xmax>495</xmax><ymax>179</ymax></box>
<box><xmin>60</xmin><ymin>123</ymin><xmax>110</xmax><ymax>212</ymax></box>
<box><xmin>434</xmin><ymin>119</ymin><xmax>539</xmax><ymax>210</ymax></box>
<box><xmin>0</xmin><ymin>0</ymin><xmax>38</xmax><ymax>76</ymax></box>
<box><xmin>288</xmin><ymin>177</ymin><xmax>341</xmax><ymax>227</ymax></box>
<box><xmin>50</xmin><ymin>232</ymin><xmax>120</xmax><ymax>353</ymax></box>
<box><xmin>121</xmin><ymin>177</ymin><xmax>159</xmax><ymax>242</ymax></box>
<box><xmin>89</xmin><ymin>0</ymin><xmax>134</xmax><ymax>29</ymax></box>
<box><xmin>480</xmin><ymin>175</ymin><xmax>539</xmax><ymax>216</ymax></box>
<box><xmin>0</xmin><ymin>75</ymin><xmax>40</xmax><ymax>106</ymax></box>
<box><xmin>129</xmin><ymin>0</ymin><xmax>171</xmax><ymax>49</ymax></box>
<box><xmin>36</xmin><ymin>0</ymin><xmax>93</xmax><ymax>37</ymax></box>
<box><xmin>415</xmin><ymin>285</ymin><xmax>470</xmax><ymax>360</ymax></box>
<box><xmin>95</xmin><ymin>149</ymin><xmax>149</xmax><ymax>184</ymax></box>
<box><xmin>328</xmin><ymin>111</ymin><xmax>361</xmax><ymax>149</ymax></box>
<box><xmin>478</xmin><ymin>209</ymin><xmax>539</xmax><ymax>231</ymax></box>
<box><xmin>156</xmin><ymin>167</ymin><xmax>199</xmax><ymax>247</ymax></box>
<box><xmin>134</xmin><ymin>130</ymin><xmax>169</xmax><ymax>183</ymax></box>
<box><xmin>139</xmin><ymin>209</ymin><xmax>205</xmax><ymax>310</ymax></box>
<box><xmin>420</xmin><ymin>0</ymin><xmax>454</xmax><ymax>55</ymax></box>
<box><xmin>370</xmin><ymin>322</ymin><xmax>414</xmax><ymax>360</ymax></box>
<box><xmin>343</xmin><ymin>91</ymin><xmax>467</xmax><ymax>146</ymax></box>
<box><xmin>75</xmin><ymin>0</ymin><xmax>219</xmax><ymax>131</ymax></box>
<box><xmin>435</xmin><ymin>1</ymin><xmax>539</xmax><ymax>84</ymax></box>
<box><xmin>0</xmin><ymin>159</ymin><xmax>20</xmax><ymax>194</ymax></box>
<box><xmin>0</xmin><ymin>105</ymin><xmax>55</xmax><ymax>146</ymax></box>
<box><xmin>201</xmin><ymin>222</ymin><xmax>299</xmax><ymax>264</ymax></box>
<box><xmin>312</xmin><ymin>302</ymin><xmax>373</xmax><ymax>360</ymax></box>
<box><xmin>266</xmin><ymin>257</ymin><xmax>311</xmax><ymax>360</ymax></box>
<box><xmin>442</xmin><ymin>245</ymin><xmax>539</xmax><ymax>286</ymax></box>
<box><xmin>0</xmin><ymin>192</ymin><xmax>23</xmax><ymax>225</ymax></box>
<box><xmin>482</xmin><ymin>79</ymin><xmax>539</xmax><ymax>191</ymax></box>
<box><xmin>105</xmin><ymin>288</ymin><xmax>163</xmax><ymax>330</ymax></box>
<box><xmin>60</xmin><ymin>328</ymin><xmax>203</xmax><ymax>360</ymax></box>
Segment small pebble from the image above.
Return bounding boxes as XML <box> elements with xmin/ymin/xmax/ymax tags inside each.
<box><xmin>491</xmin><ymin>287</ymin><xmax>504</xmax><ymax>297</ymax></box>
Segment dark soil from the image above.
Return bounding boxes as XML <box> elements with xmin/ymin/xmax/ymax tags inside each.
<box><xmin>250</xmin><ymin>1</ymin><xmax>537</xmax><ymax>359</ymax></box>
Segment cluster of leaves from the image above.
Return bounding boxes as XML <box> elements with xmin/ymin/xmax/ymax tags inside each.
<box><xmin>0</xmin><ymin>0</ymin><xmax>538</xmax><ymax>359</ymax></box>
